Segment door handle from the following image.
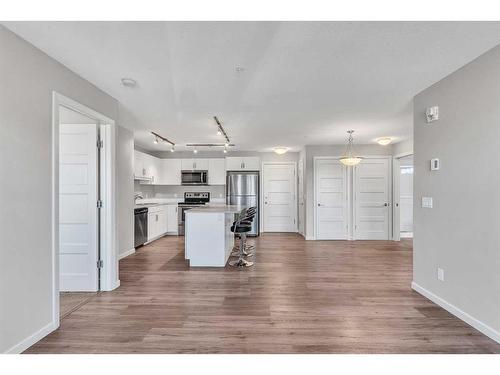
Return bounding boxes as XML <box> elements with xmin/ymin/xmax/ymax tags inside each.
<box><xmin>318</xmin><ymin>203</ymin><xmax>322</xmax><ymax>206</ymax></box>
<box><xmin>383</xmin><ymin>203</ymin><xmax>388</xmax><ymax>207</ymax></box>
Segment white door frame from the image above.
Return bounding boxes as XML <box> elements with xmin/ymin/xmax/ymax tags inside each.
<box><xmin>260</xmin><ymin>162</ymin><xmax>298</xmax><ymax>233</ymax></box>
<box><xmin>392</xmin><ymin>152</ymin><xmax>414</xmax><ymax>241</ymax></box>
<box><xmin>313</xmin><ymin>156</ymin><xmax>351</xmax><ymax>240</ymax></box>
<box><xmin>51</xmin><ymin>92</ymin><xmax>119</xmax><ymax>327</ymax></box>
<box><xmin>352</xmin><ymin>155</ymin><xmax>392</xmax><ymax>241</ymax></box>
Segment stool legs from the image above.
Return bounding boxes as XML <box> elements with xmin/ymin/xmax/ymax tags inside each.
<box><xmin>229</xmin><ymin>233</ymin><xmax>254</xmax><ymax>267</ymax></box>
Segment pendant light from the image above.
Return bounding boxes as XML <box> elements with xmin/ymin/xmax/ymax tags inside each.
<box><xmin>339</xmin><ymin>130</ymin><xmax>363</xmax><ymax>166</ymax></box>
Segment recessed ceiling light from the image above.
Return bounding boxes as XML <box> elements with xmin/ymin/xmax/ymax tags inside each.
<box><xmin>273</xmin><ymin>147</ymin><xmax>289</xmax><ymax>155</ymax></box>
<box><xmin>121</xmin><ymin>78</ymin><xmax>137</xmax><ymax>87</ymax></box>
<box><xmin>193</xmin><ymin>148</ymin><xmax>198</xmax><ymax>154</ymax></box>
<box><xmin>377</xmin><ymin>137</ymin><xmax>392</xmax><ymax>146</ymax></box>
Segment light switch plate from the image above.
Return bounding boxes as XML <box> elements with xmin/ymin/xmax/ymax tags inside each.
<box><xmin>430</xmin><ymin>158</ymin><xmax>440</xmax><ymax>171</ymax></box>
<box><xmin>437</xmin><ymin>267</ymin><xmax>445</xmax><ymax>281</ymax></box>
<box><xmin>422</xmin><ymin>197</ymin><xmax>433</xmax><ymax>208</ymax></box>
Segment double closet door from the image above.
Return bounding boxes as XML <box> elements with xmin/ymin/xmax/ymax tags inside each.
<box><xmin>315</xmin><ymin>157</ymin><xmax>390</xmax><ymax>240</ymax></box>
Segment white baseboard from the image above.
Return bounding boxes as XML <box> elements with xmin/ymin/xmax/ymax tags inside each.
<box><xmin>118</xmin><ymin>247</ymin><xmax>135</xmax><ymax>260</ymax></box>
<box><xmin>411</xmin><ymin>282</ymin><xmax>500</xmax><ymax>344</ymax></box>
<box><xmin>305</xmin><ymin>235</ymin><xmax>315</xmax><ymax>240</ymax></box>
<box><xmin>400</xmin><ymin>232</ymin><xmax>413</xmax><ymax>238</ymax></box>
<box><xmin>4</xmin><ymin>320</ymin><xmax>57</xmax><ymax>354</ymax></box>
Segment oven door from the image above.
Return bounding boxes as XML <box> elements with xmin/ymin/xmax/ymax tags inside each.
<box><xmin>181</xmin><ymin>170</ymin><xmax>208</xmax><ymax>185</ymax></box>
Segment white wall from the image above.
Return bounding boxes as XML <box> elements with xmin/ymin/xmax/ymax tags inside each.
<box><xmin>116</xmin><ymin>126</ymin><xmax>135</xmax><ymax>257</ymax></box>
<box><xmin>0</xmin><ymin>25</ymin><xmax>119</xmax><ymax>353</ymax></box>
<box><xmin>413</xmin><ymin>45</ymin><xmax>500</xmax><ymax>341</ymax></box>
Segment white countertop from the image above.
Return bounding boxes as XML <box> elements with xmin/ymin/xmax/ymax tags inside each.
<box><xmin>134</xmin><ymin>198</ymin><xmax>226</xmax><ymax>210</ymax></box>
<box><xmin>185</xmin><ymin>205</ymin><xmax>246</xmax><ymax>214</ymax></box>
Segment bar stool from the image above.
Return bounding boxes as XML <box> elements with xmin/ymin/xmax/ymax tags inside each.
<box><xmin>229</xmin><ymin>208</ymin><xmax>255</xmax><ymax>267</ymax></box>
<box><xmin>231</xmin><ymin>207</ymin><xmax>256</xmax><ymax>257</ymax></box>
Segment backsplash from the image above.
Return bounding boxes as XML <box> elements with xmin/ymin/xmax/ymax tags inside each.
<box><xmin>134</xmin><ymin>181</ymin><xmax>225</xmax><ymax>200</ymax></box>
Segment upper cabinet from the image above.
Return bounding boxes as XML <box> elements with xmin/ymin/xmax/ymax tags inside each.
<box><xmin>134</xmin><ymin>150</ymin><xmax>160</xmax><ymax>183</ymax></box>
<box><xmin>158</xmin><ymin>159</ymin><xmax>182</xmax><ymax>185</ymax></box>
<box><xmin>208</xmin><ymin>158</ymin><xmax>226</xmax><ymax>185</ymax></box>
<box><xmin>135</xmin><ymin>150</ymin><xmax>261</xmax><ymax>184</ymax></box>
<box><xmin>226</xmin><ymin>157</ymin><xmax>261</xmax><ymax>171</ymax></box>
<box><xmin>181</xmin><ymin>159</ymin><xmax>209</xmax><ymax>171</ymax></box>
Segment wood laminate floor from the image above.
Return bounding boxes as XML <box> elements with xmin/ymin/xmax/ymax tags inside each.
<box><xmin>26</xmin><ymin>234</ymin><xmax>500</xmax><ymax>353</ymax></box>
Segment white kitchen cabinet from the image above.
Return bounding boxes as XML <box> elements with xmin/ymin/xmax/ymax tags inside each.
<box><xmin>159</xmin><ymin>159</ymin><xmax>182</xmax><ymax>185</ymax></box>
<box><xmin>166</xmin><ymin>205</ymin><xmax>178</xmax><ymax>233</ymax></box>
<box><xmin>134</xmin><ymin>150</ymin><xmax>146</xmax><ymax>178</ymax></box>
<box><xmin>225</xmin><ymin>157</ymin><xmax>261</xmax><ymax>171</ymax></box>
<box><xmin>181</xmin><ymin>159</ymin><xmax>209</xmax><ymax>171</ymax></box>
<box><xmin>208</xmin><ymin>158</ymin><xmax>226</xmax><ymax>185</ymax></box>
<box><xmin>147</xmin><ymin>205</ymin><xmax>168</xmax><ymax>241</ymax></box>
<box><xmin>135</xmin><ymin>150</ymin><xmax>161</xmax><ymax>183</ymax></box>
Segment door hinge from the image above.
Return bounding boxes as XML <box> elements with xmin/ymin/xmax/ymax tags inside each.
<box><xmin>97</xmin><ymin>139</ymin><xmax>104</xmax><ymax>148</ymax></box>
<box><xmin>97</xmin><ymin>200</ymin><xmax>103</xmax><ymax>208</ymax></box>
<box><xmin>97</xmin><ymin>260</ymin><xmax>103</xmax><ymax>268</ymax></box>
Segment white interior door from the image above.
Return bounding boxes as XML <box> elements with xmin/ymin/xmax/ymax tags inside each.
<box><xmin>263</xmin><ymin>163</ymin><xmax>297</xmax><ymax>232</ymax></box>
<box><xmin>399</xmin><ymin>163</ymin><xmax>414</xmax><ymax>235</ymax></box>
<box><xmin>315</xmin><ymin>159</ymin><xmax>347</xmax><ymax>239</ymax></box>
<box><xmin>354</xmin><ymin>158</ymin><xmax>390</xmax><ymax>240</ymax></box>
<box><xmin>298</xmin><ymin>158</ymin><xmax>305</xmax><ymax>236</ymax></box>
<box><xmin>59</xmin><ymin>123</ymin><xmax>99</xmax><ymax>291</ymax></box>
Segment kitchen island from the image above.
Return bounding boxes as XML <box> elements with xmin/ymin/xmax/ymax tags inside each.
<box><xmin>184</xmin><ymin>205</ymin><xmax>245</xmax><ymax>267</ymax></box>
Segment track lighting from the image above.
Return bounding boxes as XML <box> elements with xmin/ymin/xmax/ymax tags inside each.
<box><xmin>223</xmin><ymin>146</ymin><xmax>228</xmax><ymax>153</ymax></box>
<box><xmin>170</xmin><ymin>145</ymin><xmax>175</xmax><ymax>152</ymax></box>
<box><xmin>151</xmin><ymin>132</ymin><xmax>175</xmax><ymax>149</ymax></box>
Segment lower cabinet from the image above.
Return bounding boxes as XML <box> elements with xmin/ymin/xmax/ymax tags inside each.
<box><xmin>148</xmin><ymin>204</ymin><xmax>178</xmax><ymax>241</ymax></box>
<box><xmin>166</xmin><ymin>205</ymin><xmax>178</xmax><ymax>233</ymax></box>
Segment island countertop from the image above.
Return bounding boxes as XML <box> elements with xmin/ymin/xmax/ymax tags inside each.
<box><xmin>185</xmin><ymin>205</ymin><xmax>246</xmax><ymax>214</ymax></box>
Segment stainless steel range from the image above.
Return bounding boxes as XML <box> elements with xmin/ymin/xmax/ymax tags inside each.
<box><xmin>178</xmin><ymin>192</ymin><xmax>210</xmax><ymax>235</ymax></box>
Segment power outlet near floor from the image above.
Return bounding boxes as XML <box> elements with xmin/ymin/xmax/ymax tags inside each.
<box><xmin>437</xmin><ymin>267</ymin><xmax>445</xmax><ymax>282</ymax></box>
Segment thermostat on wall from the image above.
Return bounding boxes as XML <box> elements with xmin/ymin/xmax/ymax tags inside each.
<box><xmin>430</xmin><ymin>158</ymin><xmax>440</xmax><ymax>171</ymax></box>
<box><xmin>426</xmin><ymin>106</ymin><xmax>439</xmax><ymax>123</ymax></box>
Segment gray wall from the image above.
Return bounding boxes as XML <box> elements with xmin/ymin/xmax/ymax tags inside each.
<box><xmin>303</xmin><ymin>144</ymin><xmax>394</xmax><ymax>239</ymax></box>
<box><xmin>116</xmin><ymin>126</ymin><xmax>135</xmax><ymax>256</ymax></box>
<box><xmin>0</xmin><ymin>26</ymin><xmax>119</xmax><ymax>353</ymax></box>
<box><xmin>413</xmin><ymin>45</ymin><xmax>500</xmax><ymax>336</ymax></box>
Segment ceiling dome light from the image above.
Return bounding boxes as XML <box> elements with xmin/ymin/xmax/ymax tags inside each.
<box><xmin>121</xmin><ymin>78</ymin><xmax>137</xmax><ymax>88</ymax></box>
<box><xmin>377</xmin><ymin>137</ymin><xmax>392</xmax><ymax>146</ymax></box>
<box><xmin>339</xmin><ymin>130</ymin><xmax>363</xmax><ymax>166</ymax></box>
<box><xmin>273</xmin><ymin>147</ymin><xmax>289</xmax><ymax>155</ymax></box>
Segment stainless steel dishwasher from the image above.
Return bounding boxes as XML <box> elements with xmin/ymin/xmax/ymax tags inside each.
<box><xmin>134</xmin><ymin>207</ymin><xmax>148</xmax><ymax>247</ymax></box>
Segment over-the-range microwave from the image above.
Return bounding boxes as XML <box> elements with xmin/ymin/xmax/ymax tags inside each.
<box><xmin>181</xmin><ymin>170</ymin><xmax>208</xmax><ymax>185</ymax></box>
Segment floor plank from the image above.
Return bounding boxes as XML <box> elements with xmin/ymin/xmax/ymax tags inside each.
<box><xmin>26</xmin><ymin>234</ymin><xmax>500</xmax><ymax>353</ymax></box>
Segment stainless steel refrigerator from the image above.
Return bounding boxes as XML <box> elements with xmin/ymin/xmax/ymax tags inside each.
<box><xmin>226</xmin><ymin>171</ymin><xmax>260</xmax><ymax>236</ymax></box>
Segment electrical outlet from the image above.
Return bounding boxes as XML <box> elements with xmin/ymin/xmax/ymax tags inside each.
<box><xmin>437</xmin><ymin>267</ymin><xmax>445</xmax><ymax>282</ymax></box>
<box><xmin>422</xmin><ymin>197</ymin><xmax>433</xmax><ymax>208</ymax></box>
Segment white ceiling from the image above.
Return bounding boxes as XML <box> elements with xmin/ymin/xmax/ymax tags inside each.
<box><xmin>5</xmin><ymin>21</ymin><xmax>500</xmax><ymax>152</ymax></box>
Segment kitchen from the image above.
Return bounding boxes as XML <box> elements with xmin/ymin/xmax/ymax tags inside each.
<box><xmin>133</xmin><ymin>148</ymin><xmax>263</xmax><ymax>267</ymax></box>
